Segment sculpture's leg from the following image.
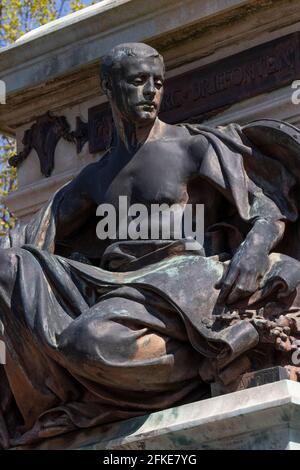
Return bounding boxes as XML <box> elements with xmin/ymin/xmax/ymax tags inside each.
<box><xmin>0</xmin><ymin>249</ymin><xmax>208</xmax><ymax>447</ymax></box>
<box><xmin>0</xmin><ymin>248</ymin><xmax>80</xmax><ymax>441</ymax></box>
<box><xmin>58</xmin><ymin>292</ymin><xmax>204</xmax><ymax>400</ymax></box>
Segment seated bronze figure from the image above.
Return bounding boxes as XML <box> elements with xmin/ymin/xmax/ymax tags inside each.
<box><xmin>1</xmin><ymin>42</ymin><xmax>300</xmax><ymax>448</ymax></box>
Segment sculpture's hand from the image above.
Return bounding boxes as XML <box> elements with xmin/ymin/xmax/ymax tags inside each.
<box><xmin>218</xmin><ymin>241</ymin><xmax>269</xmax><ymax>304</ymax></box>
<box><xmin>218</xmin><ymin>218</ymin><xmax>285</xmax><ymax>305</ymax></box>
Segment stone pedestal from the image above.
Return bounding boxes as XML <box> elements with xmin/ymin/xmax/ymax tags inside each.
<box><xmin>30</xmin><ymin>380</ymin><xmax>300</xmax><ymax>450</ymax></box>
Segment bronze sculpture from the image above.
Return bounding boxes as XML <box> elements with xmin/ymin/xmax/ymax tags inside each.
<box><xmin>1</xmin><ymin>42</ymin><xmax>300</xmax><ymax>448</ymax></box>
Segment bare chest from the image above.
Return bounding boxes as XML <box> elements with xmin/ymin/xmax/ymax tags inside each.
<box><xmin>95</xmin><ymin>141</ymin><xmax>192</xmax><ymax>208</ymax></box>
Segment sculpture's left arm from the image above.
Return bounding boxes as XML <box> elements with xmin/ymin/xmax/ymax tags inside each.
<box><xmin>188</xmin><ymin>132</ymin><xmax>286</xmax><ymax>305</ymax></box>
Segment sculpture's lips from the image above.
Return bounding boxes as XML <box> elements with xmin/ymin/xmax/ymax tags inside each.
<box><xmin>138</xmin><ymin>102</ymin><xmax>157</xmax><ymax>109</ymax></box>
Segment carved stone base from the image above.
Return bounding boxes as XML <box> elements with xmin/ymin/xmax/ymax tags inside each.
<box><xmin>24</xmin><ymin>380</ymin><xmax>300</xmax><ymax>450</ymax></box>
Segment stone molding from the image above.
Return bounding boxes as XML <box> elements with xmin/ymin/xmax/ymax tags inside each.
<box><xmin>23</xmin><ymin>380</ymin><xmax>300</xmax><ymax>450</ymax></box>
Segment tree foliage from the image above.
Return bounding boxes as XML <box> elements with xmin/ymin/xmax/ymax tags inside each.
<box><xmin>0</xmin><ymin>0</ymin><xmax>89</xmax><ymax>45</ymax></box>
<box><xmin>0</xmin><ymin>0</ymin><xmax>92</xmax><ymax>234</ymax></box>
<box><xmin>0</xmin><ymin>136</ymin><xmax>16</xmax><ymax>234</ymax></box>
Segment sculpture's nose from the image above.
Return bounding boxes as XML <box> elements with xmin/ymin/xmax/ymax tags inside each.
<box><xmin>144</xmin><ymin>77</ymin><xmax>156</xmax><ymax>99</ymax></box>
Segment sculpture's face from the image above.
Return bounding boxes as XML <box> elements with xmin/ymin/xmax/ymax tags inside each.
<box><xmin>109</xmin><ymin>55</ymin><xmax>164</xmax><ymax>123</ymax></box>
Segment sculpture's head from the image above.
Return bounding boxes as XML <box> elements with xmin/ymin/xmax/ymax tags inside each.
<box><xmin>100</xmin><ymin>43</ymin><xmax>165</xmax><ymax>124</ymax></box>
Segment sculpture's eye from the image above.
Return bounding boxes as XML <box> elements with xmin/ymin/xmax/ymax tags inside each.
<box><xmin>155</xmin><ymin>79</ymin><xmax>163</xmax><ymax>89</ymax></box>
<box><xmin>131</xmin><ymin>75</ymin><xmax>147</xmax><ymax>86</ymax></box>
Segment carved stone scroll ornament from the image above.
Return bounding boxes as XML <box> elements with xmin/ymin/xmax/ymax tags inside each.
<box><xmin>71</xmin><ymin>116</ymin><xmax>89</xmax><ymax>154</ymax></box>
<box><xmin>9</xmin><ymin>112</ymin><xmax>75</xmax><ymax>177</ymax></box>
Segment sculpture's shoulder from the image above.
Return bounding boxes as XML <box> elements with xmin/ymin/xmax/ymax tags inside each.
<box><xmin>70</xmin><ymin>151</ymin><xmax>111</xmax><ymax>193</ymax></box>
<box><xmin>81</xmin><ymin>151</ymin><xmax>111</xmax><ymax>176</ymax></box>
<box><xmin>173</xmin><ymin>123</ymin><xmax>210</xmax><ymax>168</ymax></box>
<box><xmin>160</xmin><ymin>121</ymin><xmax>209</xmax><ymax>152</ymax></box>
<box><xmin>161</xmin><ymin>122</ymin><xmax>191</xmax><ymax>139</ymax></box>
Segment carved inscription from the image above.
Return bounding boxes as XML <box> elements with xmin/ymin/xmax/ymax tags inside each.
<box><xmin>160</xmin><ymin>33</ymin><xmax>300</xmax><ymax>123</ymax></box>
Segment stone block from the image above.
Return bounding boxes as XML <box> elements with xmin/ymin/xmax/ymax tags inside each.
<box><xmin>28</xmin><ymin>380</ymin><xmax>300</xmax><ymax>450</ymax></box>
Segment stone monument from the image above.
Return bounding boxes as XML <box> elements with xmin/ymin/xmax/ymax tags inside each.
<box><xmin>1</xmin><ymin>0</ymin><xmax>300</xmax><ymax>451</ymax></box>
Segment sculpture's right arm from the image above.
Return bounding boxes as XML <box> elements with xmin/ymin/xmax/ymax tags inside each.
<box><xmin>55</xmin><ymin>165</ymin><xmax>96</xmax><ymax>240</ymax></box>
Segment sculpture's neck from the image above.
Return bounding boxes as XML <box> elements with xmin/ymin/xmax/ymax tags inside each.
<box><xmin>112</xmin><ymin>114</ymin><xmax>163</xmax><ymax>154</ymax></box>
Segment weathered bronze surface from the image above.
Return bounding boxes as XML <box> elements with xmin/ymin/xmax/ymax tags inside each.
<box><xmin>1</xmin><ymin>42</ymin><xmax>300</xmax><ymax>449</ymax></box>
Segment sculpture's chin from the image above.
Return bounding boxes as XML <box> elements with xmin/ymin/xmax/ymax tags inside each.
<box><xmin>134</xmin><ymin>112</ymin><xmax>157</xmax><ymax>123</ymax></box>
<box><xmin>128</xmin><ymin>106</ymin><xmax>158</xmax><ymax>122</ymax></box>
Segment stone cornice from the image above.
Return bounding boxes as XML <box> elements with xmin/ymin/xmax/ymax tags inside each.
<box><xmin>0</xmin><ymin>0</ymin><xmax>250</xmax><ymax>95</ymax></box>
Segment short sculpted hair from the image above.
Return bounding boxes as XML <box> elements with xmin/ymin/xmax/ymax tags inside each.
<box><xmin>100</xmin><ymin>42</ymin><xmax>165</xmax><ymax>85</ymax></box>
